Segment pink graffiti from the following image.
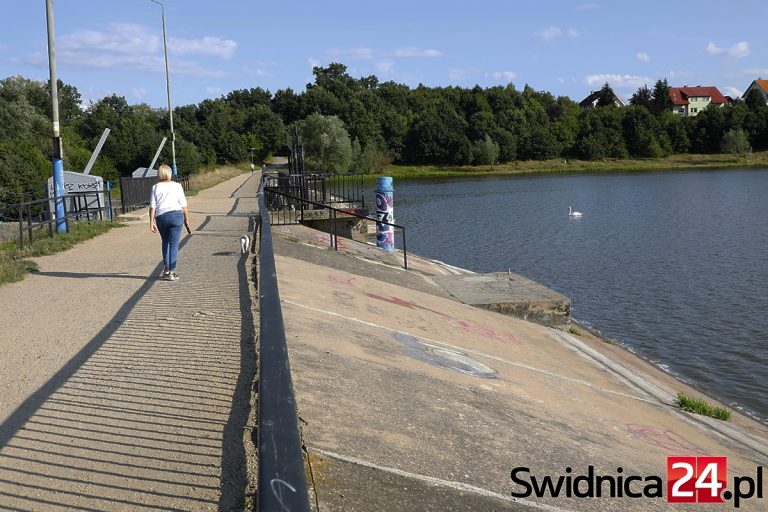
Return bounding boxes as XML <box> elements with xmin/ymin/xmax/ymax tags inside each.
<box><xmin>329</xmin><ymin>274</ymin><xmax>523</xmax><ymax>344</ymax></box>
<box><xmin>626</xmin><ymin>424</ymin><xmax>706</xmax><ymax>455</ymax></box>
<box><xmin>312</xmin><ymin>232</ymin><xmax>346</xmax><ymax>250</ymax></box>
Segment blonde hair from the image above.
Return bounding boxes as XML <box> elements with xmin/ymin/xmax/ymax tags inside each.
<box><xmin>157</xmin><ymin>164</ymin><xmax>173</xmax><ymax>181</ymax></box>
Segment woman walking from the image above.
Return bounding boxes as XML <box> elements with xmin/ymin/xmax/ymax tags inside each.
<box><xmin>149</xmin><ymin>164</ymin><xmax>190</xmax><ymax>281</ymax></box>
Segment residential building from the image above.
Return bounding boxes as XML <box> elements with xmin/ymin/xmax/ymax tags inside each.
<box><xmin>742</xmin><ymin>79</ymin><xmax>768</xmax><ymax>103</ymax></box>
<box><xmin>669</xmin><ymin>86</ymin><xmax>727</xmax><ymax>116</ymax></box>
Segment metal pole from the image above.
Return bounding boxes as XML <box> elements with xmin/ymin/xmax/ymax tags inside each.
<box><xmin>46</xmin><ymin>0</ymin><xmax>66</xmax><ymax>233</ymax></box>
<box><xmin>150</xmin><ymin>0</ymin><xmax>177</xmax><ymax>179</ymax></box>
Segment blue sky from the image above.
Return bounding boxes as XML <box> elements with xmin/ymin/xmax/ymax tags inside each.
<box><xmin>2</xmin><ymin>0</ymin><xmax>766</xmax><ymax>108</ymax></box>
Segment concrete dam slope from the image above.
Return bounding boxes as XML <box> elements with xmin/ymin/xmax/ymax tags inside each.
<box><xmin>271</xmin><ymin>222</ymin><xmax>768</xmax><ymax>511</ymax></box>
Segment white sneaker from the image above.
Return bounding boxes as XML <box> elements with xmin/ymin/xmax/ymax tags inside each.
<box><xmin>167</xmin><ymin>272</ymin><xmax>179</xmax><ymax>281</ymax></box>
<box><xmin>160</xmin><ymin>269</ymin><xmax>170</xmax><ymax>278</ymax></box>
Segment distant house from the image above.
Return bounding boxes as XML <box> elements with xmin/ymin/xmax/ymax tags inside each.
<box><xmin>742</xmin><ymin>79</ymin><xmax>768</xmax><ymax>103</ymax></box>
<box><xmin>669</xmin><ymin>86</ymin><xmax>727</xmax><ymax>116</ymax></box>
<box><xmin>579</xmin><ymin>90</ymin><xmax>625</xmax><ymax>109</ymax></box>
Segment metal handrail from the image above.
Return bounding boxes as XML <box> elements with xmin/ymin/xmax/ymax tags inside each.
<box><xmin>255</xmin><ymin>179</ymin><xmax>311</xmax><ymax>512</ymax></box>
<box><xmin>264</xmin><ymin>187</ymin><xmax>408</xmax><ymax>270</ymax></box>
<box><xmin>11</xmin><ymin>190</ymin><xmax>111</xmax><ymax>248</ymax></box>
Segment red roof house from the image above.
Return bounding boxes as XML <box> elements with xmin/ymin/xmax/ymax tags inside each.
<box><xmin>668</xmin><ymin>86</ymin><xmax>728</xmax><ymax>116</ymax></box>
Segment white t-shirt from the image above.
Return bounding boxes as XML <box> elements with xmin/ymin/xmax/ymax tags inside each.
<box><xmin>150</xmin><ymin>181</ymin><xmax>188</xmax><ymax>217</ymax></box>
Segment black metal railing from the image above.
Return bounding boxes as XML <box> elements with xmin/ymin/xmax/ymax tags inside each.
<box><xmin>263</xmin><ymin>185</ymin><xmax>408</xmax><ymax>270</ymax></box>
<box><xmin>11</xmin><ymin>190</ymin><xmax>112</xmax><ymax>248</ymax></box>
<box><xmin>119</xmin><ymin>175</ymin><xmax>190</xmax><ymax>214</ymax></box>
<box><xmin>262</xmin><ymin>173</ymin><xmax>366</xmax><ymax>211</ymax></box>
<box><xmin>255</xmin><ymin>179</ymin><xmax>311</xmax><ymax>512</ymax></box>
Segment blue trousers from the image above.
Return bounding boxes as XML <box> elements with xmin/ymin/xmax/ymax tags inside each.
<box><xmin>156</xmin><ymin>210</ymin><xmax>183</xmax><ymax>271</ymax></box>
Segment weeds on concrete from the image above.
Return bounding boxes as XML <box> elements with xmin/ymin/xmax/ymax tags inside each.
<box><xmin>677</xmin><ymin>392</ymin><xmax>732</xmax><ymax>421</ymax></box>
<box><xmin>567</xmin><ymin>326</ymin><xmax>582</xmax><ymax>336</ymax></box>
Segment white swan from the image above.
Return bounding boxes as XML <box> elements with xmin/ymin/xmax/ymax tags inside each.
<box><xmin>568</xmin><ymin>206</ymin><xmax>582</xmax><ymax>218</ymax></box>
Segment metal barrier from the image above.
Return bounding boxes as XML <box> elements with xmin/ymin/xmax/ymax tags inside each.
<box><xmin>119</xmin><ymin>175</ymin><xmax>190</xmax><ymax>213</ymax></box>
<box><xmin>263</xmin><ymin>185</ymin><xmax>408</xmax><ymax>270</ymax></box>
<box><xmin>262</xmin><ymin>172</ymin><xmax>366</xmax><ymax>211</ymax></box>
<box><xmin>255</xmin><ymin>178</ymin><xmax>312</xmax><ymax>512</ymax></box>
<box><xmin>11</xmin><ymin>190</ymin><xmax>112</xmax><ymax>248</ymax></box>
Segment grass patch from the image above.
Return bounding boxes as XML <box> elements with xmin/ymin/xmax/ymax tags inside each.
<box><xmin>186</xmin><ymin>164</ymin><xmax>250</xmax><ymax>196</ymax></box>
<box><xmin>371</xmin><ymin>152</ymin><xmax>768</xmax><ymax>180</ymax></box>
<box><xmin>0</xmin><ymin>220</ymin><xmax>122</xmax><ymax>287</ymax></box>
<box><xmin>676</xmin><ymin>392</ymin><xmax>732</xmax><ymax>421</ymax></box>
<box><xmin>567</xmin><ymin>326</ymin><xmax>582</xmax><ymax>336</ymax></box>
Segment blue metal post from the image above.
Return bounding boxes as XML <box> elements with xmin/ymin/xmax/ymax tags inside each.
<box><xmin>375</xmin><ymin>176</ymin><xmax>395</xmax><ymax>251</ymax></box>
<box><xmin>106</xmin><ymin>180</ymin><xmax>113</xmax><ymax>221</ymax></box>
<box><xmin>172</xmin><ymin>162</ymin><xmax>178</xmax><ymax>180</ymax></box>
<box><xmin>52</xmin><ymin>158</ymin><xmax>66</xmax><ymax>232</ymax></box>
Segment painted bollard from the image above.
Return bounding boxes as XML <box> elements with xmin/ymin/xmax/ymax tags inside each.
<box><xmin>375</xmin><ymin>176</ymin><xmax>395</xmax><ymax>251</ymax></box>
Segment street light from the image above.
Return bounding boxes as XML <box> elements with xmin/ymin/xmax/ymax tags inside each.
<box><xmin>45</xmin><ymin>0</ymin><xmax>66</xmax><ymax>232</ymax></box>
<box><xmin>249</xmin><ymin>147</ymin><xmax>256</xmax><ymax>172</ymax></box>
<box><xmin>149</xmin><ymin>0</ymin><xmax>177</xmax><ymax>179</ymax></box>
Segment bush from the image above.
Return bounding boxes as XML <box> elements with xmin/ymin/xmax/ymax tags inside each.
<box><xmin>720</xmin><ymin>128</ymin><xmax>751</xmax><ymax>157</ymax></box>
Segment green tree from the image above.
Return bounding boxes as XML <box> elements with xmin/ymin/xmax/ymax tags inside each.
<box><xmin>298</xmin><ymin>113</ymin><xmax>353</xmax><ymax>173</ymax></box>
<box><xmin>471</xmin><ymin>134</ymin><xmax>500</xmax><ymax>165</ymax></box>
<box><xmin>596</xmin><ymin>82</ymin><xmax>619</xmax><ymax>107</ymax></box>
<box><xmin>651</xmin><ymin>79</ymin><xmax>673</xmax><ymax>116</ymax></box>
<box><xmin>720</xmin><ymin>128</ymin><xmax>751</xmax><ymax>156</ymax></box>
<box><xmin>622</xmin><ymin>106</ymin><xmax>665</xmax><ymax>157</ymax></box>
<box><xmin>630</xmin><ymin>85</ymin><xmax>653</xmax><ymax>110</ymax></box>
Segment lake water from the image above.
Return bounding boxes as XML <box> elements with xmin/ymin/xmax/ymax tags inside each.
<box><xmin>380</xmin><ymin>169</ymin><xmax>768</xmax><ymax>424</ymax></box>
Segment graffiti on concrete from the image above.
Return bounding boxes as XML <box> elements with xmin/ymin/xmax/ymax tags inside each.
<box><xmin>626</xmin><ymin>424</ymin><xmax>706</xmax><ymax>455</ymax></box>
<box><xmin>394</xmin><ymin>331</ymin><xmax>498</xmax><ymax>379</ymax></box>
<box><xmin>329</xmin><ymin>274</ymin><xmax>524</xmax><ymax>345</ymax></box>
<box><xmin>312</xmin><ymin>232</ymin><xmax>347</xmax><ymax>250</ymax></box>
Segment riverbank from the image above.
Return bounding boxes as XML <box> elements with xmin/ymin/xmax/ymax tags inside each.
<box><xmin>378</xmin><ymin>151</ymin><xmax>768</xmax><ymax>179</ymax></box>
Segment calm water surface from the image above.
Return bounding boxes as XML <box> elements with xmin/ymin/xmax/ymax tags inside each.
<box><xmin>384</xmin><ymin>169</ymin><xmax>768</xmax><ymax>423</ymax></box>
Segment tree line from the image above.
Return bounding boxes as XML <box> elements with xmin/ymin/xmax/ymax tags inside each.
<box><xmin>2</xmin><ymin>63</ymin><xmax>768</xmax><ymax>204</ymax></box>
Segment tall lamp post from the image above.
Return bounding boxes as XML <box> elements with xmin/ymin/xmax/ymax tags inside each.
<box><xmin>149</xmin><ymin>0</ymin><xmax>177</xmax><ymax>179</ymax></box>
<box><xmin>45</xmin><ymin>0</ymin><xmax>66</xmax><ymax>232</ymax></box>
<box><xmin>249</xmin><ymin>147</ymin><xmax>256</xmax><ymax>172</ymax></box>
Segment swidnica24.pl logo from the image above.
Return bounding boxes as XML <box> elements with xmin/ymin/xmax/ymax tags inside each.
<box><xmin>510</xmin><ymin>456</ymin><xmax>763</xmax><ymax>508</ymax></box>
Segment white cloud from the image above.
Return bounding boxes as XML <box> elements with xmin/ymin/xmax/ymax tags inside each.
<box><xmin>206</xmin><ymin>86</ymin><xmax>225</xmax><ymax>95</ymax></box>
<box><xmin>488</xmin><ymin>71</ymin><xmax>516</xmax><ymax>82</ymax></box>
<box><xmin>377</xmin><ymin>60</ymin><xmax>395</xmax><ymax>74</ymax></box>
<box><xmin>743</xmin><ymin>67</ymin><xmax>768</xmax><ymax>76</ymax></box>
<box><xmin>60</xmin><ymin>24</ymin><xmax>161</xmax><ymax>55</ymax></box>
<box><xmin>535</xmin><ymin>26</ymin><xmax>580</xmax><ymax>41</ymax></box>
<box><xmin>636</xmin><ymin>52</ymin><xmax>651</xmax><ymax>63</ymax></box>
<box><xmin>536</xmin><ymin>26</ymin><xmax>563</xmax><ymax>41</ymax></box>
<box><xmin>328</xmin><ymin>47</ymin><xmax>375</xmax><ymax>60</ymax></box>
<box><xmin>169</xmin><ymin>36</ymin><xmax>237</xmax><ymax>60</ymax></box>
<box><xmin>448</xmin><ymin>68</ymin><xmax>471</xmax><ymax>81</ymax></box>
<box><xmin>131</xmin><ymin>88</ymin><xmax>147</xmax><ymax>100</ymax></box>
<box><xmin>585</xmin><ymin>73</ymin><xmax>651</xmax><ymax>89</ymax></box>
<box><xmin>706</xmin><ymin>41</ymin><xmax>750</xmax><ymax>58</ymax></box>
<box><xmin>393</xmin><ymin>48</ymin><xmax>442</xmax><ymax>58</ymax></box>
<box><xmin>722</xmin><ymin>86</ymin><xmax>743</xmax><ymax>98</ymax></box>
<box><xmin>49</xmin><ymin>23</ymin><xmax>232</xmax><ymax>77</ymax></box>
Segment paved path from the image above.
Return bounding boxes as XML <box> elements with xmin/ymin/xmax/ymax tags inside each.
<box><xmin>0</xmin><ymin>172</ymin><xmax>260</xmax><ymax>511</ymax></box>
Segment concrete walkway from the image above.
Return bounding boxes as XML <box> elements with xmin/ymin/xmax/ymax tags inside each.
<box><xmin>0</xmin><ymin>172</ymin><xmax>261</xmax><ymax>511</ymax></box>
